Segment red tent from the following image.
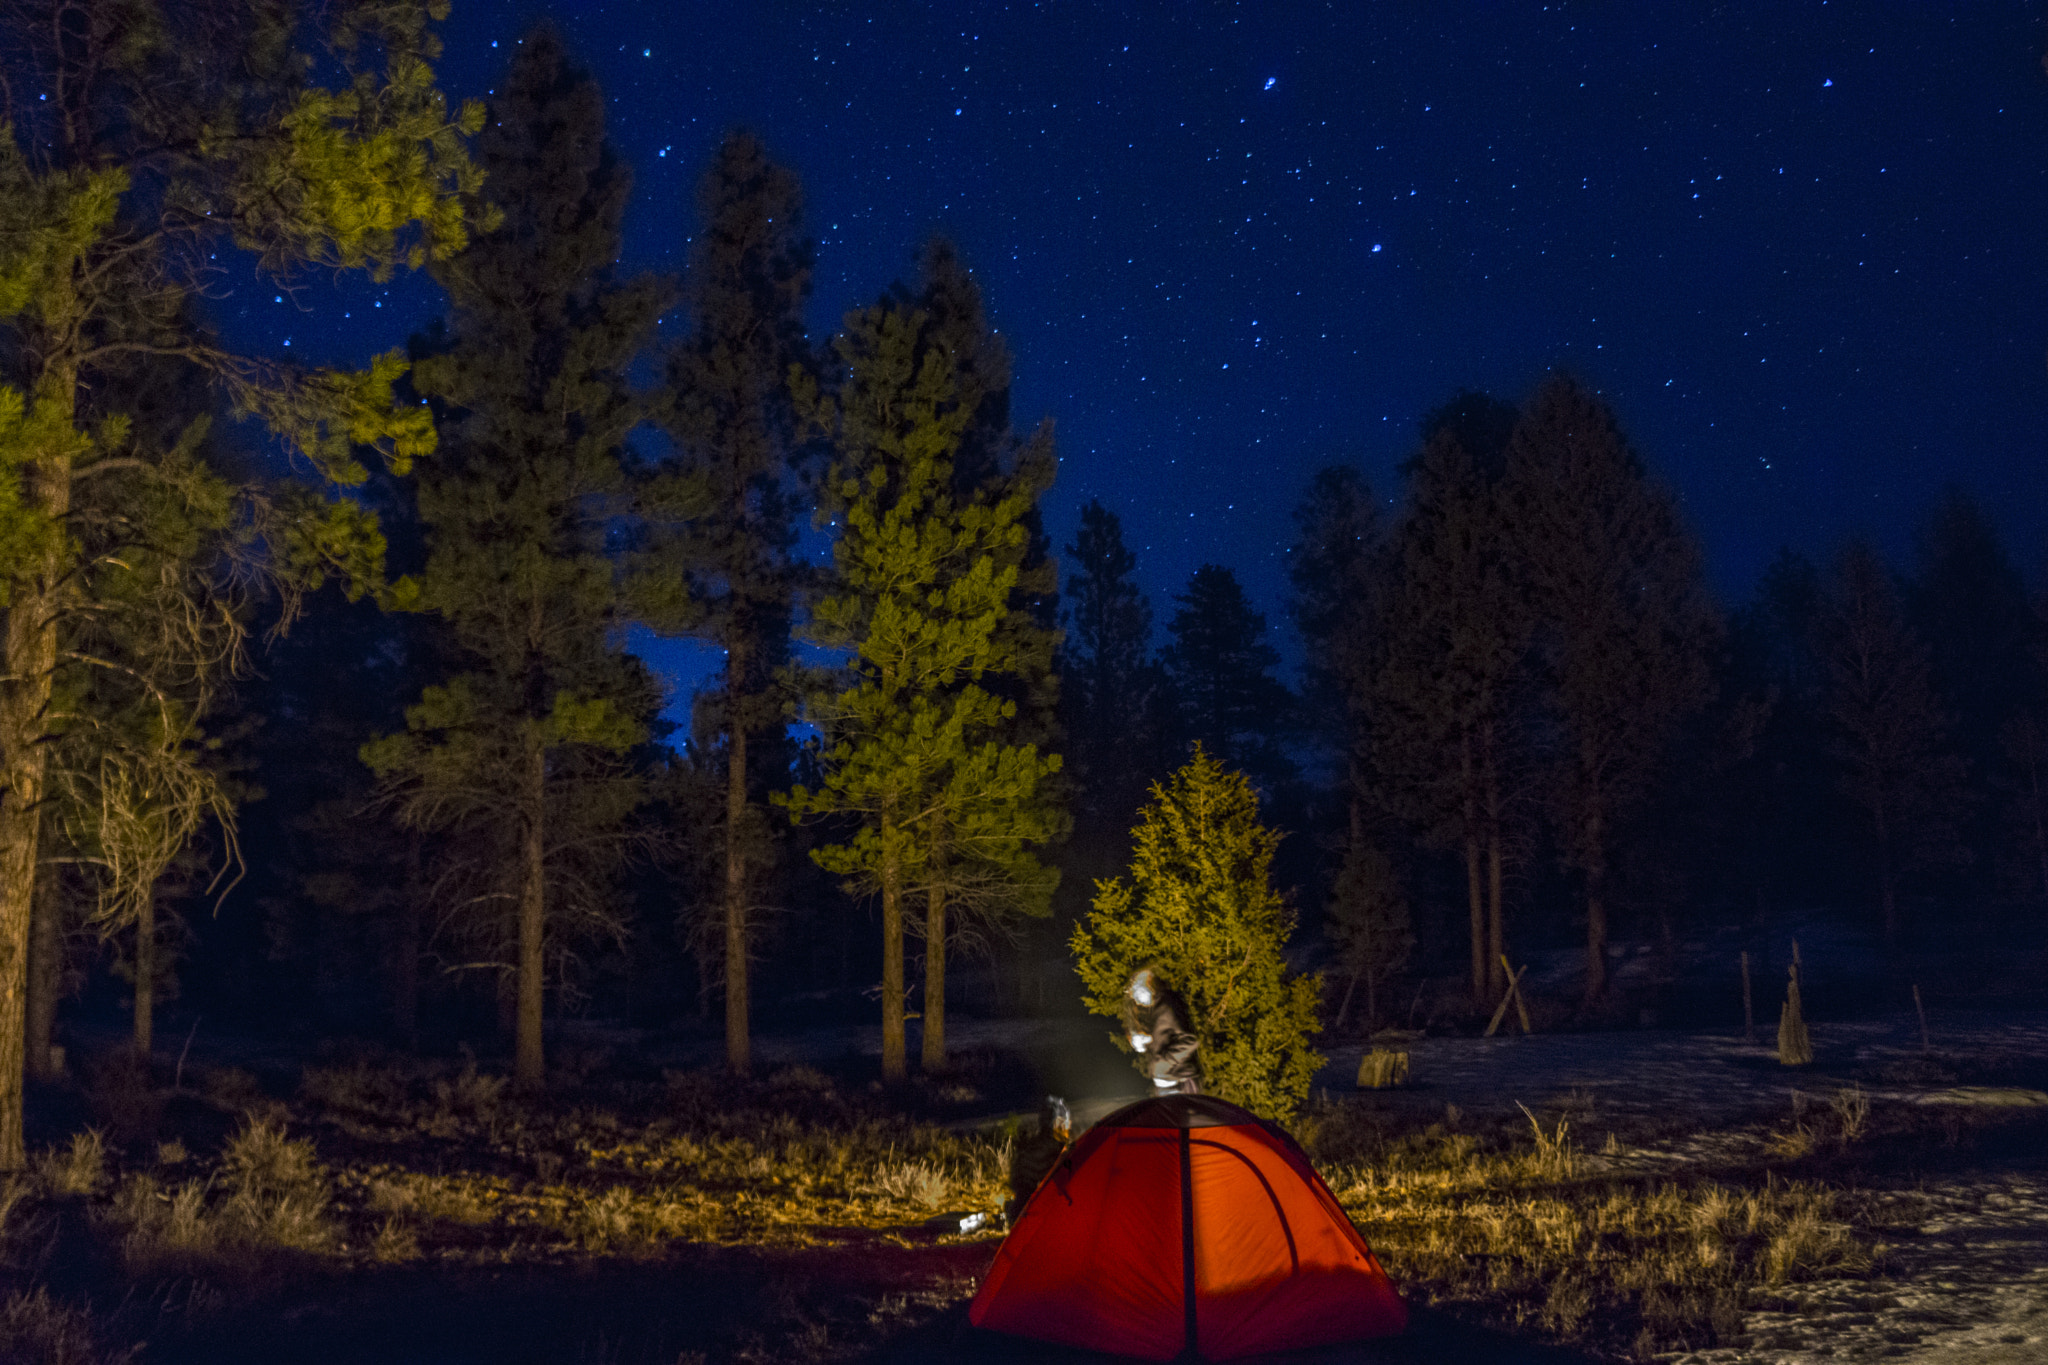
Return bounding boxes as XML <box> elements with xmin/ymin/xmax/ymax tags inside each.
<box><xmin>969</xmin><ymin>1094</ymin><xmax>1407</xmax><ymax>1361</ymax></box>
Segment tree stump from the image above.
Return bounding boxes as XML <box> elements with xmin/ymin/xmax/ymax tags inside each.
<box><xmin>1777</xmin><ymin>964</ymin><xmax>1812</xmax><ymax>1067</ymax></box>
<box><xmin>1357</xmin><ymin>1049</ymin><xmax>1410</xmax><ymax>1089</ymax></box>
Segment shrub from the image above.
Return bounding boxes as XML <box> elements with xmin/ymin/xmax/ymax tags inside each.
<box><xmin>1071</xmin><ymin>746</ymin><xmax>1323</xmax><ymax>1121</ymax></box>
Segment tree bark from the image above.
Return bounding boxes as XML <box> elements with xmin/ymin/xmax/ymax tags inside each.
<box><xmin>514</xmin><ymin>728</ymin><xmax>547</xmax><ymax>1090</ymax></box>
<box><xmin>1483</xmin><ymin>718</ymin><xmax>1506</xmax><ymax>994</ymax></box>
<box><xmin>880</xmin><ymin>804</ymin><xmax>905</xmax><ymax>1082</ymax></box>
<box><xmin>133</xmin><ymin>894</ymin><xmax>155</xmax><ymax>1058</ymax></box>
<box><xmin>1874</xmin><ymin>793</ymin><xmax>1897</xmax><ymax>952</ymax></box>
<box><xmin>26</xmin><ymin>850</ymin><xmax>61</xmax><ymax>1082</ymax></box>
<box><xmin>2029</xmin><ymin>754</ymin><xmax>2048</xmax><ymax>908</ymax></box>
<box><xmin>1582</xmin><ymin>804</ymin><xmax>1609</xmax><ymax>1005</ymax></box>
<box><xmin>923</xmin><ymin>864</ymin><xmax>946</xmax><ymax>1073</ymax></box>
<box><xmin>724</xmin><ymin>663</ymin><xmax>751</xmax><ymax>1076</ymax></box>
<box><xmin>393</xmin><ymin>835</ymin><xmax>421</xmax><ymax>1045</ymax></box>
<box><xmin>1461</xmin><ymin>733</ymin><xmax>1485</xmax><ymax>1009</ymax></box>
<box><xmin>0</xmin><ymin>361</ymin><xmax>76</xmax><ymax>1169</ymax></box>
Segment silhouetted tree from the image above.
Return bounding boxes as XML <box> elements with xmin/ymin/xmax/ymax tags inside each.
<box><xmin>362</xmin><ymin>29</ymin><xmax>666</xmax><ymax>1090</ymax></box>
<box><xmin>1325</xmin><ymin>840</ymin><xmax>1413</xmax><ymax>1032</ymax></box>
<box><xmin>1288</xmin><ymin>465</ymin><xmax>1383</xmax><ymax>843</ymax></box>
<box><xmin>1504</xmin><ymin>375</ymin><xmax>1717</xmax><ymax>1005</ymax></box>
<box><xmin>1062</xmin><ymin>500</ymin><xmax>1167</xmax><ymax>829</ymax></box>
<box><xmin>1815</xmin><ymin>540</ymin><xmax>1966</xmax><ymax>950</ymax></box>
<box><xmin>654</xmin><ymin>131</ymin><xmax>813</xmax><ymax>1076</ymax></box>
<box><xmin>1162</xmin><ymin>565</ymin><xmax>1292</xmax><ymax>784</ymax></box>
<box><xmin>1374</xmin><ymin>396</ymin><xmax>1529</xmax><ymax>1006</ymax></box>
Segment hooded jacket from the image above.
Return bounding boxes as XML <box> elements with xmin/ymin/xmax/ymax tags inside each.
<box><xmin>1119</xmin><ymin>972</ymin><xmax>1200</xmax><ymax>1090</ymax></box>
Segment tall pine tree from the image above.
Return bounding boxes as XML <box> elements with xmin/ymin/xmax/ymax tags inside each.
<box><xmin>655</xmin><ymin>132</ymin><xmax>812</xmax><ymax>1076</ymax></box>
<box><xmin>1162</xmin><ymin>564</ymin><xmax>1292</xmax><ymax>785</ymax></box>
<box><xmin>1061</xmin><ymin>500</ymin><xmax>1166</xmax><ymax>834</ymax></box>
<box><xmin>782</xmin><ymin>285</ymin><xmax>1061</xmax><ymax>1079</ymax></box>
<box><xmin>1816</xmin><ymin>540</ymin><xmax>1966</xmax><ymax>949</ymax></box>
<box><xmin>1374</xmin><ymin>399</ymin><xmax>1529</xmax><ymax>1007</ymax></box>
<box><xmin>1503</xmin><ymin>375</ymin><xmax>1716</xmax><ymax>1005</ymax></box>
<box><xmin>1287</xmin><ymin>465</ymin><xmax>1383</xmax><ymax>846</ymax></box>
<box><xmin>363</xmin><ymin>27</ymin><xmax>667</xmax><ymax>1090</ymax></box>
<box><xmin>0</xmin><ymin>0</ymin><xmax>479</xmax><ymax>1166</ymax></box>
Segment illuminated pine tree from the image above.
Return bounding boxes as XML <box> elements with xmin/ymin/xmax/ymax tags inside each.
<box><xmin>0</xmin><ymin>1</ymin><xmax>481</xmax><ymax>1166</ymax></box>
<box><xmin>781</xmin><ymin>288</ymin><xmax>1061</xmax><ymax>1080</ymax></box>
<box><xmin>1072</xmin><ymin>746</ymin><xmax>1323</xmax><ymax>1122</ymax></box>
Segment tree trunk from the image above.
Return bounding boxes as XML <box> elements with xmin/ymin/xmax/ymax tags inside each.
<box><xmin>1583</xmin><ymin>804</ymin><xmax>1609</xmax><ymax>1006</ymax></box>
<box><xmin>0</xmin><ymin>363</ymin><xmax>75</xmax><ymax>1169</ymax></box>
<box><xmin>1873</xmin><ymin>796</ymin><xmax>1897</xmax><ymax>952</ymax></box>
<box><xmin>724</xmin><ymin>690</ymin><xmax>751</xmax><ymax>1076</ymax></box>
<box><xmin>1483</xmin><ymin>718</ymin><xmax>1506</xmax><ymax>991</ymax></box>
<box><xmin>2029</xmin><ymin>754</ymin><xmax>2048</xmax><ymax>908</ymax></box>
<box><xmin>1336</xmin><ymin>968</ymin><xmax>1359</xmax><ymax>1029</ymax></box>
<box><xmin>1462</xmin><ymin>733</ymin><xmax>1485</xmax><ymax>1008</ymax></box>
<box><xmin>514</xmin><ymin>729</ymin><xmax>547</xmax><ymax>1090</ymax></box>
<box><xmin>880</xmin><ymin>805</ymin><xmax>906</xmax><ymax>1082</ymax></box>
<box><xmin>393</xmin><ymin>836</ymin><xmax>421</xmax><ymax>1045</ymax></box>
<box><xmin>133</xmin><ymin>894</ymin><xmax>155</xmax><ymax>1059</ymax></box>
<box><xmin>923</xmin><ymin>870</ymin><xmax>946</xmax><ymax>1073</ymax></box>
<box><xmin>26</xmin><ymin>850</ymin><xmax>61</xmax><ymax>1082</ymax></box>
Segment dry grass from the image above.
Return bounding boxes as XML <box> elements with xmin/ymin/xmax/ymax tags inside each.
<box><xmin>108</xmin><ymin>1118</ymin><xmax>337</xmax><ymax>1275</ymax></box>
<box><xmin>10</xmin><ymin>1048</ymin><xmax>1963</xmax><ymax>1364</ymax></box>
<box><xmin>0</xmin><ymin>1288</ymin><xmax>134</xmax><ymax>1365</ymax></box>
<box><xmin>34</xmin><ymin>1131</ymin><xmax>106</xmax><ymax>1198</ymax></box>
<box><xmin>1301</xmin><ymin>1100</ymin><xmax>1880</xmax><ymax>1355</ymax></box>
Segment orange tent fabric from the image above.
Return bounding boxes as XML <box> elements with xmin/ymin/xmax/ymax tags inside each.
<box><xmin>969</xmin><ymin>1094</ymin><xmax>1407</xmax><ymax>1361</ymax></box>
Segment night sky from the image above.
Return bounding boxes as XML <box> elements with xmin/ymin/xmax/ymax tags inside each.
<box><xmin>246</xmin><ymin>2</ymin><xmax>2048</xmax><ymax>717</ymax></box>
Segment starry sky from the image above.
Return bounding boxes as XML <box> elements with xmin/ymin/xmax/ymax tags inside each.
<box><xmin>246</xmin><ymin>1</ymin><xmax>2048</xmax><ymax>714</ymax></box>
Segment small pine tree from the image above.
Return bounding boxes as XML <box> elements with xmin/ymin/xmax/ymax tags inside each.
<box><xmin>1071</xmin><ymin>746</ymin><xmax>1322</xmax><ymax>1122</ymax></box>
<box><xmin>1326</xmin><ymin>842</ymin><xmax>1413</xmax><ymax>1032</ymax></box>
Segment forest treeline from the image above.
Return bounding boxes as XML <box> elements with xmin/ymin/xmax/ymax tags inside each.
<box><xmin>2</xmin><ymin>10</ymin><xmax>2042</xmax><ymax>1168</ymax></box>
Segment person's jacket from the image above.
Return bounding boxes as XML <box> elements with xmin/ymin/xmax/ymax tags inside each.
<box><xmin>1008</xmin><ymin>1128</ymin><xmax>1067</xmax><ymax>1208</ymax></box>
<box><xmin>1119</xmin><ymin>982</ymin><xmax>1200</xmax><ymax>1087</ymax></box>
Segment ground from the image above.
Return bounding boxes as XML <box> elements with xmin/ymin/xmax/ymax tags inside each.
<box><xmin>1</xmin><ymin>1002</ymin><xmax>2043</xmax><ymax>1364</ymax></box>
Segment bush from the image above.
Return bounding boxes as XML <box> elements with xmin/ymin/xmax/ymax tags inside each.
<box><xmin>1070</xmin><ymin>746</ymin><xmax>1323</xmax><ymax>1122</ymax></box>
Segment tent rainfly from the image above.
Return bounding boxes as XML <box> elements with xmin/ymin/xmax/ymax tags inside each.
<box><xmin>969</xmin><ymin>1094</ymin><xmax>1407</xmax><ymax>1361</ymax></box>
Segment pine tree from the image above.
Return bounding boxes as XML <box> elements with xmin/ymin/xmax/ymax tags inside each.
<box><xmin>1374</xmin><ymin>404</ymin><xmax>1529</xmax><ymax>1008</ymax></box>
<box><xmin>655</xmin><ymin>131</ymin><xmax>812</xmax><ymax>1077</ymax></box>
<box><xmin>1325</xmin><ymin>841</ymin><xmax>1413</xmax><ymax>1032</ymax></box>
<box><xmin>1503</xmin><ymin>375</ymin><xmax>1717</xmax><ymax>1006</ymax></box>
<box><xmin>362</xmin><ymin>27</ymin><xmax>665</xmax><ymax>1091</ymax></box>
<box><xmin>1287</xmin><ymin>465</ymin><xmax>1383</xmax><ymax>842</ymax></box>
<box><xmin>905</xmin><ymin>244</ymin><xmax>1062</xmax><ymax>1064</ymax></box>
<box><xmin>0</xmin><ymin>1</ymin><xmax>480</xmax><ymax>1166</ymax></box>
<box><xmin>1071</xmin><ymin>746</ymin><xmax>1322</xmax><ymax>1122</ymax></box>
<box><xmin>1162</xmin><ymin>564</ymin><xmax>1292</xmax><ymax>783</ymax></box>
<box><xmin>782</xmin><ymin>288</ymin><xmax>1062</xmax><ymax>1080</ymax></box>
<box><xmin>1062</xmin><ymin>500</ymin><xmax>1166</xmax><ymax>829</ymax></box>
<box><xmin>1909</xmin><ymin>491</ymin><xmax>2039</xmax><ymax>900</ymax></box>
<box><xmin>1815</xmin><ymin>540</ymin><xmax>1966</xmax><ymax>949</ymax></box>
<box><xmin>1716</xmin><ymin>550</ymin><xmax>1831</xmax><ymax>933</ymax></box>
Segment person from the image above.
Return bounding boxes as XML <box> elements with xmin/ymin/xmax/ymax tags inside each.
<box><xmin>1005</xmin><ymin>1095</ymin><xmax>1071</xmax><ymax>1224</ymax></box>
<box><xmin>1120</xmin><ymin>965</ymin><xmax>1200</xmax><ymax>1095</ymax></box>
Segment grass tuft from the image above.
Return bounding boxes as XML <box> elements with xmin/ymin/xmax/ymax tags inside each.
<box><xmin>34</xmin><ymin>1131</ymin><xmax>106</xmax><ymax>1198</ymax></box>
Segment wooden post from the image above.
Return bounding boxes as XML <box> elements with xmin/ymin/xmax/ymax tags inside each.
<box><xmin>1503</xmin><ymin>954</ymin><xmax>1532</xmax><ymax>1034</ymax></box>
<box><xmin>1741</xmin><ymin>950</ymin><xmax>1754</xmax><ymax>1043</ymax></box>
<box><xmin>1484</xmin><ymin>962</ymin><xmax>1530</xmax><ymax>1038</ymax></box>
<box><xmin>1912</xmin><ymin>983</ymin><xmax>1929</xmax><ymax>1054</ymax></box>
